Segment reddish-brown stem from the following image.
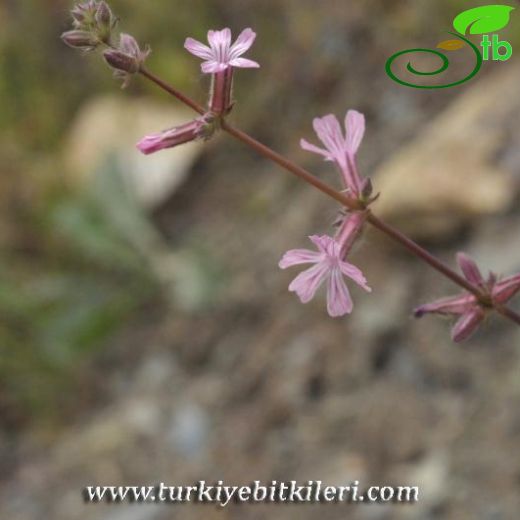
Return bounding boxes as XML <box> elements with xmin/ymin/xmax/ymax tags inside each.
<box><xmin>495</xmin><ymin>304</ymin><xmax>520</xmax><ymax>326</ymax></box>
<box><xmin>366</xmin><ymin>214</ymin><xmax>486</xmax><ymax>297</ymax></box>
<box><xmin>140</xmin><ymin>67</ymin><xmax>206</xmax><ymax>115</ymax></box>
<box><xmin>221</xmin><ymin>122</ymin><xmax>364</xmax><ymax>212</ymax></box>
<box><xmin>138</xmin><ymin>67</ymin><xmax>520</xmax><ymax>327</ymax></box>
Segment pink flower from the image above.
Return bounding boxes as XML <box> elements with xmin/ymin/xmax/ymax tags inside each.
<box><xmin>279</xmin><ymin>229</ymin><xmax>371</xmax><ymax>317</ymax></box>
<box><xmin>414</xmin><ymin>253</ymin><xmax>520</xmax><ymax>343</ymax></box>
<box><xmin>300</xmin><ymin>110</ymin><xmax>365</xmax><ymax>196</ymax></box>
<box><xmin>136</xmin><ymin>118</ymin><xmax>208</xmax><ymax>155</ymax></box>
<box><xmin>184</xmin><ymin>28</ymin><xmax>259</xmax><ymax>74</ymax></box>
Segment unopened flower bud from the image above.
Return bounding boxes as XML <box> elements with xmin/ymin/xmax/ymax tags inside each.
<box><xmin>71</xmin><ymin>1</ymin><xmax>98</xmax><ymax>29</ymax></box>
<box><xmin>95</xmin><ymin>1</ymin><xmax>112</xmax><ymax>27</ymax></box>
<box><xmin>68</xmin><ymin>1</ymin><xmax>117</xmax><ymax>45</ymax></box>
<box><xmin>103</xmin><ymin>33</ymin><xmax>150</xmax><ymax>87</ymax></box>
<box><xmin>456</xmin><ymin>252</ymin><xmax>484</xmax><ymax>286</ymax></box>
<box><xmin>94</xmin><ymin>1</ymin><xmax>115</xmax><ymax>42</ymax></box>
<box><xmin>136</xmin><ymin>117</ymin><xmax>214</xmax><ymax>155</ymax></box>
<box><xmin>61</xmin><ymin>30</ymin><xmax>99</xmax><ymax>51</ymax></box>
<box><xmin>492</xmin><ymin>273</ymin><xmax>520</xmax><ymax>304</ymax></box>
<box><xmin>103</xmin><ymin>49</ymin><xmax>139</xmax><ymax>74</ymax></box>
<box><xmin>119</xmin><ymin>33</ymin><xmax>140</xmax><ymax>56</ymax></box>
<box><xmin>451</xmin><ymin>308</ymin><xmax>485</xmax><ymax>343</ymax></box>
<box><xmin>360</xmin><ymin>178</ymin><xmax>373</xmax><ymax>199</ymax></box>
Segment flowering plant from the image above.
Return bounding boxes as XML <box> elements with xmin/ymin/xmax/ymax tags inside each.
<box><xmin>62</xmin><ymin>1</ymin><xmax>520</xmax><ymax>343</ymax></box>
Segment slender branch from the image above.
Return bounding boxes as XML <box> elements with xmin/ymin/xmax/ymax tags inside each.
<box><xmin>221</xmin><ymin>122</ymin><xmax>364</xmax><ymax>212</ymax></box>
<box><xmin>366</xmin><ymin>213</ymin><xmax>486</xmax><ymax>297</ymax></box>
<box><xmin>140</xmin><ymin>67</ymin><xmax>206</xmax><ymax>115</ymax></box>
<box><xmin>140</xmin><ymin>69</ymin><xmax>364</xmax><ymax>211</ymax></box>
<box><xmin>495</xmin><ymin>304</ymin><xmax>520</xmax><ymax>326</ymax></box>
<box><xmin>138</xmin><ymin>67</ymin><xmax>520</xmax><ymax>326</ymax></box>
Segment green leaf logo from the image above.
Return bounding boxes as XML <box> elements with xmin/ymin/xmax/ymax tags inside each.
<box><xmin>453</xmin><ymin>5</ymin><xmax>515</xmax><ymax>35</ymax></box>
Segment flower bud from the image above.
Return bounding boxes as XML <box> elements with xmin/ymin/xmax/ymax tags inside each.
<box><xmin>61</xmin><ymin>30</ymin><xmax>99</xmax><ymax>51</ymax></box>
<box><xmin>103</xmin><ymin>49</ymin><xmax>139</xmax><ymax>74</ymax></box>
<box><xmin>68</xmin><ymin>1</ymin><xmax>116</xmax><ymax>44</ymax></box>
<box><xmin>456</xmin><ymin>252</ymin><xmax>484</xmax><ymax>286</ymax></box>
<box><xmin>103</xmin><ymin>33</ymin><xmax>150</xmax><ymax>87</ymax></box>
<box><xmin>360</xmin><ymin>178</ymin><xmax>373</xmax><ymax>199</ymax></box>
<box><xmin>492</xmin><ymin>274</ymin><xmax>520</xmax><ymax>304</ymax></box>
<box><xmin>71</xmin><ymin>1</ymin><xmax>98</xmax><ymax>29</ymax></box>
<box><xmin>451</xmin><ymin>308</ymin><xmax>485</xmax><ymax>343</ymax></box>
<box><xmin>136</xmin><ymin>117</ymin><xmax>214</xmax><ymax>155</ymax></box>
<box><xmin>119</xmin><ymin>34</ymin><xmax>142</xmax><ymax>58</ymax></box>
<box><xmin>94</xmin><ymin>1</ymin><xmax>114</xmax><ymax>42</ymax></box>
<box><xmin>95</xmin><ymin>1</ymin><xmax>112</xmax><ymax>27</ymax></box>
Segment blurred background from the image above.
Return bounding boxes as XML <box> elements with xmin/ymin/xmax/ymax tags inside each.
<box><xmin>1</xmin><ymin>0</ymin><xmax>520</xmax><ymax>518</ymax></box>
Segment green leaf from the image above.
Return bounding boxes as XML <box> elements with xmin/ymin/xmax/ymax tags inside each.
<box><xmin>453</xmin><ymin>5</ymin><xmax>515</xmax><ymax>35</ymax></box>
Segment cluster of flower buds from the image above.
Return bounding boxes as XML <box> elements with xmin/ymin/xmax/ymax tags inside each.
<box><xmin>415</xmin><ymin>253</ymin><xmax>520</xmax><ymax>342</ymax></box>
<box><xmin>279</xmin><ymin>110</ymin><xmax>373</xmax><ymax>317</ymax></box>
<box><xmin>62</xmin><ymin>2</ymin><xmax>150</xmax><ymax>88</ymax></box>
<box><xmin>61</xmin><ymin>0</ymin><xmax>116</xmax><ymax>51</ymax></box>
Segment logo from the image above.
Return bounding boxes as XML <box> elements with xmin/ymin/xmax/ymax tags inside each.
<box><xmin>386</xmin><ymin>5</ymin><xmax>515</xmax><ymax>89</ymax></box>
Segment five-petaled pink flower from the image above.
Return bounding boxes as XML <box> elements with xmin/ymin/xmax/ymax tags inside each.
<box><xmin>301</xmin><ymin>110</ymin><xmax>365</xmax><ymax>196</ymax></box>
<box><xmin>279</xmin><ymin>217</ymin><xmax>371</xmax><ymax>317</ymax></box>
<box><xmin>184</xmin><ymin>28</ymin><xmax>259</xmax><ymax>73</ymax></box>
<box><xmin>415</xmin><ymin>253</ymin><xmax>520</xmax><ymax>343</ymax></box>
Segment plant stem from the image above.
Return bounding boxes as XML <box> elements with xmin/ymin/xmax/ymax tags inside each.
<box><xmin>366</xmin><ymin>213</ymin><xmax>485</xmax><ymax>297</ymax></box>
<box><xmin>495</xmin><ymin>304</ymin><xmax>520</xmax><ymax>326</ymax></box>
<box><xmin>138</xmin><ymin>67</ymin><xmax>520</xmax><ymax>327</ymax></box>
<box><xmin>221</xmin><ymin>122</ymin><xmax>364</xmax><ymax>211</ymax></box>
<box><xmin>140</xmin><ymin>68</ymin><xmax>205</xmax><ymax>115</ymax></box>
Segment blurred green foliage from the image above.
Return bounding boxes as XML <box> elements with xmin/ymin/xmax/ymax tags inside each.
<box><xmin>0</xmin><ymin>0</ymin><xmax>225</xmax><ymax>428</ymax></box>
<box><xmin>0</xmin><ymin>161</ymin><xmax>159</xmax><ymax>425</ymax></box>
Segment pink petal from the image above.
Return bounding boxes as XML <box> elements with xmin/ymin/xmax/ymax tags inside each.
<box><xmin>414</xmin><ymin>294</ymin><xmax>477</xmax><ymax>317</ymax></box>
<box><xmin>201</xmin><ymin>61</ymin><xmax>227</xmax><ymax>73</ymax></box>
<box><xmin>288</xmin><ymin>262</ymin><xmax>329</xmax><ymax>304</ymax></box>
<box><xmin>451</xmin><ymin>308</ymin><xmax>485</xmax><ymax>343</ymax></box>
<box><xmin>300</xmin><ymin>139</ymin><xmax>332</xmax><ymax>160</ymax></box>
<box><xmin>336</xmin><ymin>211</ymin><xmax>365</xmax><ymax>252</ymax></box>
<box><xmin>184</xmin><ymin>37</ymin><xmax>214</xmax><ymax>60</ymax></box>
<box><xmin>343</xmin><ymin>154</ymin><xmax>363</xmax><ymax>197</ymax></box>
<box><xmin>313</xmin><ymin>115</ymin><xmax>347</xmax><ymax>168</ymax></box>
<box><xmin>492</xmin><ymin>274</ymin><xmax>520</xmax><ymax>303</ymax></box>
<box><xmin>208</xmin><ymin>28</ymin><xmax>231</xmax><ymax>65</ymax></box>
<box><xmin>327</xmin><ymin>268</ymin><xmax>354</xmax><ymax>316</ymax></box>
<box><xmin>308</xmin><ymin>235</ymin><xmax>335</xmax><ymax>255</ymax></box>
<box><xmin>344</xmin><ymin>110</ymin><xmax>365</xmax><ymax>155</ymax></box>
<box><xmin>136</xmin><ymin>135</ymin><xmax>164</xmax><ymax>155</ymax></box>
<box><xmin>339</xmin><ymin>261</ymin><xmax>371</xmax><ymax>292</ymax></box>
<box><xmin>136</xmin><ymin>119</ymin><xmax>204</xmax><ymax>155</ymax></box>
<box><xmin>279</xmin><ymin>249</ymin><xmax>322</xmax><ymax>269</ymax></box>
<box><xmin>229</xmin><ymin>28</ymin><xmax>257</xmax><ymax>59</ymax></box>
<box><xmin>229</xmin><ymin>57</ymin><xmax>260</xmax><ymax>68</ymax></box>
<box><xmin>456</xmin><ymin>252</ymin><xmax>484</xmax><ymax>285</ymax></box>
<box><xmin>208</xmin><ymin>27</ymin><xmax>231</xmax><ymax>51</ymax></box>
